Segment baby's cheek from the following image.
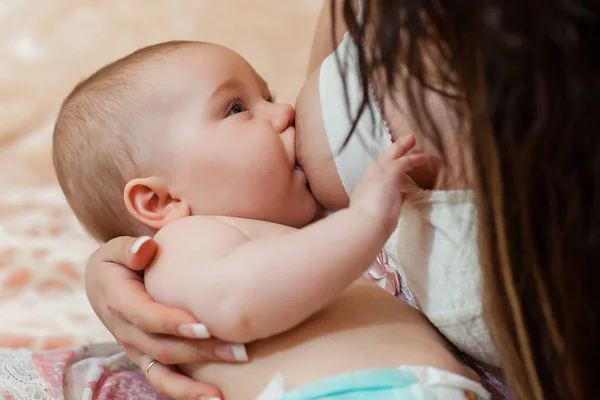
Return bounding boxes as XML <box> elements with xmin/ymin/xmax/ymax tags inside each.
<box><xmin>295</xmin><ymin>67</ymin><xmax>349</xmax><ymax>210</ymax></box>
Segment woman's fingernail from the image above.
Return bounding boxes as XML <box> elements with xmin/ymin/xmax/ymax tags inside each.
<box><xmin>231</xmin><ymin>344</ymin><xmax>248</xmax><ymax>361</ymax></box>
<box><xmin>131</xmin><ymin>236</ymin><xmax>152</xmax><ymax>254</ymax></box>
<box><xmin>215</xmin><ymin>343</ymin><xmax>248</xmax><ymax>362</ymax></box>
<box><xmin>177</xmin><ymin>323</ymin><xmax>211</xmax><ymax>339</ymax></box>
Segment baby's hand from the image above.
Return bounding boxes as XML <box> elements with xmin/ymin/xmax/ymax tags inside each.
<box><xmin>350</xmin><ymin>135</ymin><xmax>427</xmax><ymax>236</ymax></box>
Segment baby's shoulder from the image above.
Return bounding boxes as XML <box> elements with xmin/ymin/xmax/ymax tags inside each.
<box><xmin>154</xmin><ymin>216</ymin><xmax>250</xmax><ymax>256</ymax></box>
<box><xmin>155</xmin><ymin>215</ymin><xmax>294</xmax><ymax>250</ymax></box>
<box><xmin>216</xmin><ymin>216</ymin><xmax>297</xmax><ymax>239</ymax></box>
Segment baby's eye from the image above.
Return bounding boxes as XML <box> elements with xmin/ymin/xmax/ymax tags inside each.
<box><xmin>227</xmin><ymin>101</ymin><xmax>247</xmax><ymax>116</ymax></box>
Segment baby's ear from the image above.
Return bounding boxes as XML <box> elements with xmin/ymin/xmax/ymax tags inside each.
<box><xmin>124</xmin><ymin>177</ymin><xmax>190</xmax><ymax>230</ymax></box>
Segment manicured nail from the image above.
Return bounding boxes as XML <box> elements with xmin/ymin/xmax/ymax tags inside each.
<box><xmin>214</xmin><ymin>343</ymin><xmax>248</xmax><ymax>362</ymax></box>
<box><xmin>177</xmin><ymin>323</ymin><xmax>211</xmax><ymax>339</ymax></box>
<box><xmin>131</xmin><ymin>236</ymin><xmax>152</xmax><ymax>254</ymax></box>
<box><xmin>231</xmin><ymin>344</ymin><xmax>248</xmax><ymax>361</ymax></box>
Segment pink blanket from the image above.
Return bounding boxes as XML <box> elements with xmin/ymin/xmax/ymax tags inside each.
<box><xmin>0</xmin><ymin>343</ymin><xmax>168</xmax><ymax>399</ymax></box>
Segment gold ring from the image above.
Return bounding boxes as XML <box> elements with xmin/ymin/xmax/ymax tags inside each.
<box><xmin>145</xmin><ymin>360</ymin><xmax>158</xmax><ymax>380</ymax></box>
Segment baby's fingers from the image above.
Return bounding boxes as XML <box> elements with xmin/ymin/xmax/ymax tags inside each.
<box><xmin>394</xmin><ymin>153</ymin><xmax>428</xmax><ymax>174</ymax></box>
<box><xmin>381</xmin><ymin>135</ymin><xmax>417</xmax><ymax>162</ymax></box>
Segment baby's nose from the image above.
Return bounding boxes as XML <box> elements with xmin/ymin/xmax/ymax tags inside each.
<box><xmin>271</xmin><ymin>103</ymin><xmax>295</xmax><ymax>133</ymax></box>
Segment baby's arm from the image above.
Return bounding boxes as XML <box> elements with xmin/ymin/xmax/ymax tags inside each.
<box><xmin>147</xmin><ymin>209</ymin><xmax>386</xmax><ymax>344</ymax></box>
<box><xmin>146</xmin><ymin>136</ymin><xmax>425</xmax><ymax>343</ymax></box>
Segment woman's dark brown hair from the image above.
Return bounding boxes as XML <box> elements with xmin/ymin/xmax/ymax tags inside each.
<box><xmin>334</xmin><ymin>0</ymin><xmax>600</xmax><ymax>398</ymax></box>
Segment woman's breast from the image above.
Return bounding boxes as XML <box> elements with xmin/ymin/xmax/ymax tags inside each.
<box><xmin>296</xmin><ymin>35</ymin><xmax>392</xmax><ymax>210</ymax></box>
<box><xmin>295</xmin><ymin>35</ymin><xmax>451</xmax><ymax>213</ymax></box>
<box><xmin>295</xmin><ymin>64</ymin><xmax>349</xmax><ymax>211</ymax></box>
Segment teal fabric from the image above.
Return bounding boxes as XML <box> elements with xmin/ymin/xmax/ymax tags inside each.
<box><xmin>281</xmin><ymin>368</ymin><xmax>473</xmax><ymax>400</ymax></box>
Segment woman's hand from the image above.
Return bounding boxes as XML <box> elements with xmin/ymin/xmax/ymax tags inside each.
<box><xmin>86</xmin><ymin>236</ymin><xmax>248</xmax><ymax>400</ymax></box>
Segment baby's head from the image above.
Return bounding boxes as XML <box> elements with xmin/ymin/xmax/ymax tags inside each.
<box><xmin>54</xmin><ymin>41</ymin><xmax>317</xmax><ymax>242</ymax></box>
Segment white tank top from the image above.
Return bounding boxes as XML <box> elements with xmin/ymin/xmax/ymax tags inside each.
<box><xmin>318</xmin><ymin>2</ymin><xmax>500</xmax><ymax>367</ymax></box>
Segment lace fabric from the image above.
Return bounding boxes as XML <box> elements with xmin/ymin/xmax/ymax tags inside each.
<box><xmin>0</xmin><ymin>349</ymin><xmax>50</xmax><ymax>400</ymax></box>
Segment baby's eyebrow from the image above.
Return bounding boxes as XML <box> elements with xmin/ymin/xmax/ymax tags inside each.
<box><xmin>257</xmin><ymin>75</ymin><xmax>272</xmax><ymax>96</ymax></box>
<box><xmin>209</xmin><ymin>78</ymin><xmax>244</xmax><ymax>101</ymax></box>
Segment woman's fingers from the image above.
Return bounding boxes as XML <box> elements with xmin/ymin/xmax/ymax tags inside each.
<box><xmin>115</xmin><ymin>318</ymin><xmax>247</xmax><ymax>364</ymax></box>
<box><xmin>88</xmin><ymin>234</ymin><xmax>245</xmax><ymax>399</ymax></box>
<box><xmin>113</xmin><ymin>278</ymin><xmax>206</xmax><ymax>338</ymax></box>
<box><xmin>91</xmin><ymin>235</ymin><xmax>158</xmax><ymax>272</ymax></box>
<box><xmin>135</xmin><ymin>353</ymin><xmax>223</xmax><ymax>400</ymax></box>
<box><xmin>91</xmin><ymin>237</ymin><xmax>209</xmax><ymax>338</ymax></box>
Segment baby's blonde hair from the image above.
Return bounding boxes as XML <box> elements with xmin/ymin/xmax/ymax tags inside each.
<box><xmin>53</xmin><ymin>41</ymin><xmax>194</xmax><ymax>242</ymax></box>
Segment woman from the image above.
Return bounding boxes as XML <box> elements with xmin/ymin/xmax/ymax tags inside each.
<box><xmin>86</xmin><ymin>1</ymin><xmax>600</xmax><ymax>399</ymax></box>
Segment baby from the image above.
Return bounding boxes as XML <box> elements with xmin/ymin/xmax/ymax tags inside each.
<box><xmin>53</xmin><ymin>41</ymin><xmax>489</xmax><ymax>399</ymax></box>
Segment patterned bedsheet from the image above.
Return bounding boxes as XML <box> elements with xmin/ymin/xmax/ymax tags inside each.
<box><xmin>0</xmin><ymin>0</ymin><xmax>319</xmax><ymax>350</ymax></box>
<box><xmin>0</xmin><ymin>186</ymin><xmax>111</xmax><ymax>348</ymax></box>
